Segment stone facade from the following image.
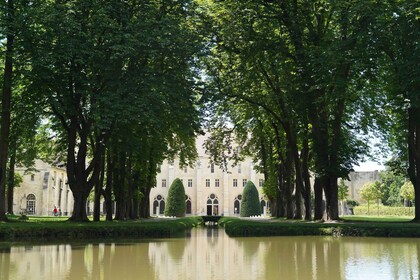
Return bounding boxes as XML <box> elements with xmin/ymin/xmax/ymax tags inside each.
<box><xmin>150</xmin><ymin>135</ymin><xmax>268</xmax><ymax>216</ymax></box>
<box><xmin>11</xmin><ymin>139</ymin><xmax>380</xmax><ymax>217</ymax></box>
<box><xmin>345</xmin><ymin>170</ymin><xmax>380</xmax><ymax>202</ymax></box>
<box><xmin>13</xmin><ymin>160</ymin><xmax>73</xmax><ymax>216</ymax></box>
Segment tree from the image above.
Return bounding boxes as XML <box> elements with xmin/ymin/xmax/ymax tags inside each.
<box><xmin>164</xmin><ymin>178</ymin><xmax>186</xmax><ymax>217</ymax></box>
<box><xmin>338</xmin><ymin>179</ymin><xmax>349</xmax><ymax>215</ymax></box>
<box><xmin>201</xmin><ymin>0</ymin><xmax>375</xmax><ymax>221</ymax></box>
<box><xmin>400</xmin><ymin>181</ymin><xmax>415</xmax><ymax>207</ymax></box>
<box><xmin>374</xmin><ymin>0</ymin><xmax>420</xmax><ymax>221</ymax></box>
<box><xmin>360</xmin><ymin>182</ymin><xmax>383</xmax><ymax>215</ymax></box>
<box><xmin>0</xmin><ymin>0</ymin><xmax>15</xmax><ymax>221</ymax></box>
<box><xmin>240</xmin><ymin>181</ymin><xmax>261</xmax><ymax>217</ymax></box>
<box><xmin>379</xmin><ymin>169</ymin><xmax>405</xmax><ymax>206</ymax></box>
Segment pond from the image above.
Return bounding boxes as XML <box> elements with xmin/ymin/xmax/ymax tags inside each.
<box><xmin>0</xmin><ymin>228</ymin><xmax>419</xmax><ymax>280</ymax></box>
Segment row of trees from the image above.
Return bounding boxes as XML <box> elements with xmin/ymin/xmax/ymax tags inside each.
<box><xmin>201</xmin><ymin>0</ymin><xmax>419</xmax><ymax>221</ymax></box>
<box><xmin>1</xmin><ymin>0</ymin><xmax>418</xmax><ymax>222</ymax></box>
<box><xmin>0</xmin><ymin>0</ymin><xmax>204</xmax><ymax>222</ymax></box>
<box><xmin>359</xmin><ymin>172</ymin><xmax>415</xmax><ymax>214</ymax></box>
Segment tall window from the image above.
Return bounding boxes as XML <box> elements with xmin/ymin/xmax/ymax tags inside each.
<box><xmin>238</xmin><ymin>164</ymin><xmax>241</xmax><ymax>174</ymax></box>
<box><xmin>26</xmin><ymin>194</ymin><xmax>36</xmax><ymax>215</ymax></box>
<box><xmin>206</xmin><ymin>194</ymin><xmax>219</xmax><ymax>216</ymax></box>
<box><xmin>153</xmin><ymin>195</ymin><xmax>165</xmax><ymax>215</ymax></box>
<box><xmin>242</xmin><ymin>179</ymin><xmax>247</xmax><ymax>187</ymax></box>
<box><xmin>215</xmin><ymin>179</ymin><xmax>220</xmax><ymax>187</ymax></box>
<box><xmin>162</xmin><ymin>179</ymin><xmax>167</xmax><ymax>188</ymax></box>
<box><xmin>184</xmin><ymin>167</ymin><xmax>188</xmax><ymax>173</ymax></box>
<box><xmin>233</xmin><ymin>179</ymin><xmax>238</xmax><ymax>187</ymax></box>
<box><xmin>206</xmin><ymin>179</ymin><xmax>210</xmax><ymax>187</ymax></box>
<box><xmin>188</xmin><ymin>179</ymin><xmax>193</xmax><ymax>188</ymax></box>
<box><xmin>210</xmin><ymin>163</ymin><xmax>215</xmax><ymax>173</ymax></box>
<box><xmin>30</xmin><ymin>174</ymin><xmax>35</xmax><ymax>181</ymax></box>
<box><xmin>234</xmin><ymin>195</ymin><xmax>242</xmax><ymax>215</ymax></box>
<box><xmin>259</xmin><ymin>179</ymin><xmax>264</xmax><ymax>188</ymax></box>
<box><xmin>185</xmin><ymin>195</ymin><xmax>192</xmax><ymax>214</ymax></box>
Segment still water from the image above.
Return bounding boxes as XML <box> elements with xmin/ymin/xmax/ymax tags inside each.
<box><xmin>0</xmin><ymin>228</ymin><xmax>419</xmax><ymax>280</ymax></box>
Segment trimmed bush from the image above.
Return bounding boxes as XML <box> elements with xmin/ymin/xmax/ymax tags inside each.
<box><xmin>240</xmin><ymin>181</ymin><xmax>261</xmax><ymax>217</ymax></box>
<box><xmin>354</xmin><ymin>204</ymin><xmax>414</xmax><ymax>216</ymax></box>
<box><xmin>165</xmin><ymin>178</ymin><xmax>186</xmax><ymax>217</ymax></box>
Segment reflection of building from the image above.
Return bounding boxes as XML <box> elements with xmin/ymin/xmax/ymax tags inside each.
<box><xmin>13</xmin><ymin>160</ymin><xmax>73</xmax><ymax>216</ymax></box>
<box><xmin>150</xmin><ymin>135</ymin><xmax>268</xmax><ymax>216</ymax></box>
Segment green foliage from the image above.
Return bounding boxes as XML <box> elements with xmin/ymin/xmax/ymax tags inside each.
<box><xmin>379</xmin><ymin>169</ymin><xmax>405</xmax><ymax>206</ymax></box>
<box><xmin>354</xmin><ymin>205</ymin><xmax>414</xmax><ymax>217</ymax></box>
<box><xmin>400</xmin><ymin>181</ymin><xmax>415</xmax><ymax>203</ymax></box>
<box><xmin>360</xmin><ymin>181</ymin><xmax>384</xmax><ymax>214</ymax></box>
<box><xmin>0</xmin><ymin>216</ymin><xmax>202</xmax><ymax>240</ymax></box>
<box><xmin>220</xmin><ymin>217</ymin><xmax>420</xmax><ymax>238</ymax></box>
<box><xmin>240</xmin><ymin>181</ymin><xmax>261</xmax><ymax>217</ymax></box>
<box><xmin>164</xmin><ymin>178</ymin><xmax>186</xmax><ymax>217</ymax></box>
<box><xmin>346</xmin><ymin>200</ymin><xmax>359</xmax><ymax>207</ymax></box>
<box><xmin>338</xmin><ymin>179</ymin><xmax>349</xmax><ymax>201</ymax></box>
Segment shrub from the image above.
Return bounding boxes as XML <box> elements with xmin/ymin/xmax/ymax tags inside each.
<box><xmin>164</xmin><ymin>178</ymin><xmax>186</xmax><ymax>217</ymax></box>
<box><xmin>354</xmin><ymin>204</ymin><xmax>414</xmax><ymax>216</ymax></box>
<box><xmin>240</xmin><ymin>181</ymin><xmax>261</xmax><ymax>217</ymax></box>
<box><xmin>346</xmin><ymin>200</ymin><xmax>359</xmax><ymax>207</ymax></box>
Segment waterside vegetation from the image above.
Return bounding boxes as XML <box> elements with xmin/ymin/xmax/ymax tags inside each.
<box><xmin>0</xmin><ymin>216</ymin><xmax>202</xmax><ymax>241</ymax></box>
<box><xmin>220</xmin><ymin>217</ymin><xmax>420</xmax><ymax>238</ymax></box>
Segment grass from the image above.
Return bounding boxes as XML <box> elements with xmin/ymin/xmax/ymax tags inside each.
<box><xmin>0</xmin><ymin>215</ymin><xmax>203</xmax><ymax>241</ymax></box>
<box><xmin>219</xmin><ymin>216</ymin><xmax>420</xmax><ymax>238</ymax></box>
<box><xmin>341</xmin><ymin>215</ymin><xmax>414</xmax><ymax>222</ymax></box>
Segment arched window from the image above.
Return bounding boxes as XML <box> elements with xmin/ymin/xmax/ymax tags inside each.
<box><xmin>185</xmin><ymin>195</ymin><xmax>192</xmax><ymax>215</ymax></box>
<box><xmin>260</xmin><ymin>196</ymin><xmax>270</xmax><ymax>214</ymax></box>
<box><xmin>206</xmin><ymin>194</ymin><xmax>219</xmax><ymax>216</ymax></box>
<box><xmin>153</xmin><ymin>195</ymin><xmax>165</xmax><ymax>215</ymax></box>
<box><xmin>26</xmin><ymin>194</ymin><xmax>36</xmax><ymax>215</ymax></box>
<box><xmin>234</xmin><ymin>195</ymin><xmax>242</xmax><ymax>215</ymax></box>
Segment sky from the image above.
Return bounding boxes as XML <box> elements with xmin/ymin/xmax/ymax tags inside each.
<box><xmin>353</xmin><ymin>160</ymin><xmax>385</xmax><ymax>172</ymax></box>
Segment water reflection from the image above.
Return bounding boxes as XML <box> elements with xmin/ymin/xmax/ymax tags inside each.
<box><xmin>1</xmin><ymin>229</ymin><xmax>420</xmax><ymax>280</ymax></box>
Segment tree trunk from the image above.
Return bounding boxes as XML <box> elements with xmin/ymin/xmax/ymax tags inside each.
<box><xmin>325</xmin><ymin>176</ymin><xmax>339</xmax><ymax>220</ymax></box>
<box><xmin>7</xmin><ymin>152</ymin><xmax>16</xmax><ymax>214</ymax></box>
<box><xmin>408</xmin><ymin>107</ymin><xmax>420</xmax><ymax>222</ymax></box>
<box><xmin>114</xmin><ymin>151</ymin><xmax>127</xmax><ymax>220</ymax></box>
<box><xmin>314</xmin><ymin>177</ymin><xmax>323</xmax><ymax>220</ymax></box>
<box><xmin>69</xmin><ymin>190</ymin><xmax>89</xmax><ymax>222</ymax></box>
<box><xmin>104</xmin><ymin>149</ymin><xmax>113</xmax><ymax>221</ymax></box>
<box><xmin>301</xmin><ymin>135</ymin><xmax>311</xmax><ymax>220</ymax></box>
<box><xmin>0</xmin><ymin>0</ymin><xmax>14</xmax><ymax>221</ymax></box>
<box><xmin>93</xmin><ymin>149</ymin><xmax>105</xmax><ymax>222</ymax></box>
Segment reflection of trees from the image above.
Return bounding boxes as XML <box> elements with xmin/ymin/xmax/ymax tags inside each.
<box><xmin>167</xmin><ymin>238</ymin><xmax>186</xmax><ymax>261</ymax></box>
<box><xmin>262</xmin><ymin>237</ymin><xmax>343</xmax><ymax>280</ymax></box>
<box><xmin>0</xmin><ymin>247</ymin><xmax>11</xmax><ymax>280</ymax></box>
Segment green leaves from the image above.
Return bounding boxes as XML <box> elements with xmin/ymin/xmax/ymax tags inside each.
<box><xmin>164</xmin><ymin>178</ymin><xmax>186</xmax><ymax>217</ymax></box>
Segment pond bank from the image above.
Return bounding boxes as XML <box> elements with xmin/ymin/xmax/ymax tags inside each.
<box><xmin>0</xmin><ymin>216</ymin><xmax>202</xmax><ymax>241</ymax></box>
<box><xmin>220</xmin><ymin>217</ymin><xmax>420</xmax><ymax>238</ymax></box>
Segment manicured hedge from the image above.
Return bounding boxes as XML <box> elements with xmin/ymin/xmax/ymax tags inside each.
<box><xmin>354</xmin><ymin>205</ymin><xmax>414</xmax><ymax>216</ymax></box>
<box><xmin>165</xmin><ymin>178</ymin><xmax>186</xmax><ymax>217</ymax></box>
<box><xmin>0</xmin><ymin>217</ymin><xmax>202</xmax><ymax>241</ymax></box>
<box><xmin>219</xmin><ymin>217</ymin><xmax>420</xmax><ymax>238</ymax></box>
<box><xmin>240</xmin><ymin>181</ymin><xmax>261</xmax><ymax>217</ymax></box>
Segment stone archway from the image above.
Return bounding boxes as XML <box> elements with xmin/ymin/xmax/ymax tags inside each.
<box><xmin>206</xmin><ymin>194</ymin><xmax>219</xmax><ymax>216</ymax></box>
<box><xmin>153</xmin><ymin>195</ymin><xmax>165</xmax><ymax>215</ymax></box>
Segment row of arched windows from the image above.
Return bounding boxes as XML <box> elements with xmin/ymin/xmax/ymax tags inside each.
<box><xmin>153</xmin><ymin>194</ymin><xmax>270</xmax><ymax>216</ymax></box>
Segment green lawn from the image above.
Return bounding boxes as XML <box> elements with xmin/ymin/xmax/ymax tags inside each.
<box><xmin>341</xmin><ymin>215</ymin><xmax>414</xmax><ymax>223</ymax></box>
<box><xmin>0</xmin><ymin>215</ymin><xmax>202</xmax><ymax>241</ymax></box>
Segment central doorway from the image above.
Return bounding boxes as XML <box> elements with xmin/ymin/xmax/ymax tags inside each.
<box><xmin>206</xmin><ymin>194</ymin><xmax>219</xmax><ymax>216</ymax></box>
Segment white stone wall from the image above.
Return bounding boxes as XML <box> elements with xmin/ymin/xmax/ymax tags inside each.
<box><xmin>150</xmin><ymin>135</ymin><xmax>266</xmax><ymax>216</ymax></box>
<box><xmin>345</xmin><ymin>171</ymin><xmax>380</xmax><ymax>202</ymax></box>
<box><xmin>13</xmin><ymin>160</ymin><xmax>73</xmax><ymax>216</ymax></box>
